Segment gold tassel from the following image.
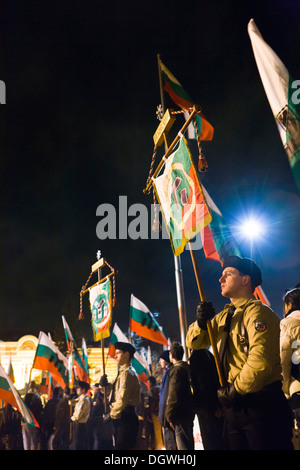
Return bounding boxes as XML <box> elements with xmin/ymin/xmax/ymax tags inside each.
<box><xmin>198</xmin><ymin>153</ymin><xmax>208</xmax><ymax>172</ymax></box>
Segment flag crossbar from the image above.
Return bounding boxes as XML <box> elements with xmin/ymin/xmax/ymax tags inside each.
<box><xmin>143</xmin><ymin>104</ymin><xmax>201</xmax><ymax>195</ymax></box>
<box><xmin>80</xmin><ymin>270</ymin><xmax>115</xmax><ymax>296</ymax></box>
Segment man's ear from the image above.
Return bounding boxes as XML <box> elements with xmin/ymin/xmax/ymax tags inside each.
<box><xmin>125</xmin><ymin>351</ymin><xmax>131</xmax><ymax>361</ymax></box>
<box><xmin>242</xmin><ymin>274</ymin><xmax>251</xmax><ymax>288</ymax></box>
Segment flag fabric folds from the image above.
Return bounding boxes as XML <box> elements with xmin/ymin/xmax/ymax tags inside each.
<box><xmin>158</xmin><ymin>57</ymin><xmax>214</xmax><ymax>141</ymax></box>
<box><xmin>0</xmin><ymin>365</ymin><xmax>39</xmax><ymax>427</ymax></box>
<box><xmin>82</xmin><ymin>338</ymin><xmax>89</xmax><ymax>377</ymax></box>
<box><xmin>109</xmin><ymin>323</ymin><xmax>150</xmax><ymax>387</ymax></box>
<box><xmin>7</xmin><ymin>354</ymin><xmax>15</xmax><ymax>384</ymax></box>
<box><xmin>153</xmin><ymin>137</ymin><xmax>212</xmax><ymax>256</ymax></box>
<box><xmin>89</xmin><ymin>278</ymin><xmax>113</xmax><ymax>341</ymax></box>
<box><xmin>201</xmin><ymin>184</ymin><xmax>270</xmax><ymax>306</ymax></box>
<box><xmin>248</xmin><ymin>18</ymin><xmax>300</xmax><ymax>193</ymax></box>
<box><xmin>201</xmin><ymin>185</ymin><xmax>241</xmax><ymax>263</ymax></box>
<box><xmin>62</xmin><ymin>316</ymin><xmax>90</xmax><ymax>383</ymax></box>
<box><xmin>32</xmin><ymin>331</ymin><xmax>69</xmax><ymax>389</ymax></box>
<box><xmin>39</xmin><ymin>372</ymin><xmax>53</xmax><ymax>398</ymax></box>
<box><xmin>129</xmin><ymin>294</ymin><xmax>168</xmax><ymax>346</ymax></box>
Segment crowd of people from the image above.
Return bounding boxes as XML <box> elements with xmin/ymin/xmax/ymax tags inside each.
<box><xmin>0</xmin><ymin>255</ymin><xmax>300</xmax><ymax>451</ymax></box>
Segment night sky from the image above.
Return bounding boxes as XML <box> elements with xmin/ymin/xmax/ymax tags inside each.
<box><xmin>0</xmin><ymin>0</ymin><xmax>300</xmax><ymax>347</ymax></box>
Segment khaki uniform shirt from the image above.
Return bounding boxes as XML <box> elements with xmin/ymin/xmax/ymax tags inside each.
<box><xmin>186</xmin><ymin>295</ymin><xmax>282</xmax><ymax>395</ymax></box>
<box><xmin>109</xmin><ymin>363</ymin><xmax>140</xmax><ymax>420</ymax></box>
<box><xmin>71</xmin><ymin>394</ymin><xmax>90</xmax><ymax>423</ymax></box>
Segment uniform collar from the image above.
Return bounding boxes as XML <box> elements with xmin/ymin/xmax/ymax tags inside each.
<box><xmin>229</xmin><ymin>294</ymin><xmax>256</xmax><ymax>310</ymax></box>
<box><xmin>77</xmin><ymin>393</ymin><xmax>88</xmax><ymax>401</ymax></box>
<box><xmin>118</xmin><ymin>362</ymin><xmax>131</xmax><ymax>372</ymax></box>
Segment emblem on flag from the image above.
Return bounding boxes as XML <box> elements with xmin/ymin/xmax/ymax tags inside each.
<box><xmin>153</xmin><ymin>138</ymin><xmax>212</xmax><ymax>255</ymax></box>
<box><xmin>89</xmin><ymin>278</ymin><xmax>112</xmax><ymax>341</ymax></box>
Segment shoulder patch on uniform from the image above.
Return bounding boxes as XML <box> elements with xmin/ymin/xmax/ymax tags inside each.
<box><xmin>254</xmin><ymin>320</ymin><xmax>267</xmax><ymax>332</ymax></box>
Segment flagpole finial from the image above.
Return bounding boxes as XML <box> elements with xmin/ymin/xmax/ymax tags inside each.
<box><xmin>97</xmin><ymin>250</ymin><xmax>101</xmax><ymax>260</ymax></box>
<box><xmin>156</xmin><ymin>104</ymin><xmax>163</xmax><ymax>121</ymax></box>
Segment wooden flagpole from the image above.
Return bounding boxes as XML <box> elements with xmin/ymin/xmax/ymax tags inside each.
<box><xmin>69</xmin><ymin>341</ymin><xmax>74</xmax><ymax>443</ymax></box>
<box><xmin>95</xmin><ymin>250</ymin><xmax>108</xmax><ymax>413</ymax></box>
<box><xmin>188</xmin><ymin>243</ymin><xmax>225</xmax><ymax>387</ymax></box>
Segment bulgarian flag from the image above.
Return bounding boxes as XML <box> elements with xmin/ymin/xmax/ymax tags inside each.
<box><xmin>201</xmin><ymin>184</ymin><xmax>270</xmax><ymax>306</ymax></box>
<box><xmin>153</xmin><ymin>137</ymin><xmax>212</xmax><ymax>256</ymax></box>
<box><xmin>109</xmin><ymin>323</ymin><xmax>150</xmax><ymax>387</ymax></box>
<box><xmin>158</xmin><ymin>57</ymin><xmax>214</xmax><ymax>141</ymax></box>
<box><xmin>62</xmin><ymin>316</ymin><xmax>90</xmax><ymax>383</ymax></box>
<box><xmin>248</xmin><ymin>19</ymin><xmax>300</xmax><ymax>193</ymax></box>
<box><xmin>129</xmin><ymin>294</ymin><xmax>168</xmax><ymax>346</ymax></box>
<box><xmin>32</xmin><ymin>331</ymin><xmax>69</xmax><ymax>389</ymax></box>
<box><xmin>89</xmin><ymin>278</ymin><xmax>113</xmax><ymax>342</ymax></box>
<box><xmin>0</xmin><ymin>364</ymin><xmax>39</xmax><ymax>427</ymax></box>
<box><xmin>82</xmin><ymin>338</ymin><xmax>89</xmax><ymax>377</ymax></box>
<box><xmin>201</xmin><ymin>184</ymin><xmax>242</xmax><ymax>263</ymax></box>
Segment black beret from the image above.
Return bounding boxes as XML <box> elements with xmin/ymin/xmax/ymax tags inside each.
<box><xmin>159</xmin><ymin>350</ymin><xmax>171</xmax><ymax>363</ymax></box>
<box><xmin>115</xmin><ymin>341</ymin><xmax>136</xmax><ymax>357</ymax></box>
<box><xmin>77</xmin><ymin>381</ymin><xmax>90</xmax><ymax>391</ymax></box>
<box><xmin>222</xmin><ymin>255</ymin><xmax>262</xmax><ymax>288</ymax></box>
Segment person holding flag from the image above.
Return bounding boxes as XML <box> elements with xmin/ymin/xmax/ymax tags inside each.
<box><xmin>100</xmin><ymin>342</ymin><xmax>140</xmax><ymax>450</ymax></box>
<box><xmin>22</xmin><ymin>381</ymin><xmax>43</xmax><ymax>450</ymax></box>
<box><xmin>186</xmin><ymin>255</ymin><xmax>294</xmax><ymax>450</ymax></box>
<box><xmin>0</xmin><ymin>365</ymin><xmax>40</xmax><ymax>450</ymax></box>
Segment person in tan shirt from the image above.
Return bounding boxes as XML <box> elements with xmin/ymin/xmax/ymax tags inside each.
<box><xmin>186</xmin><ymin>255</ymin><xmax>293</xmax><ymax>450</ymax></box>
<box><xmin>100</xmin><ymin>342</ymin><xmax>140</xmax><ymax>450</ymax></box>
<box><xmin>70</xmin><ymin>381</ymin><xmax>91</xmax><ymax>450</ymax></box>
<box><xmin>280</xmin><ymin>287</ymin><xmax>300</xmax><ymax>429</ymax></box>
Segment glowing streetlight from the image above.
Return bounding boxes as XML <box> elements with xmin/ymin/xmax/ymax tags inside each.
<box><xmin>239</xmin><ymin>217</ymin><xmax>266</xmax><ymax>240</ymax></box>
<box><xmin>235</xmin><ymin>215</ymin><xmax>267</xmax><ymax>259</ymax></box>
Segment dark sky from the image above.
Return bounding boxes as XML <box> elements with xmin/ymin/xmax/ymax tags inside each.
<box><xmin>0</xmin><ymin>0</ymin><xmax>299</xmax><ymax>346</ymax></box>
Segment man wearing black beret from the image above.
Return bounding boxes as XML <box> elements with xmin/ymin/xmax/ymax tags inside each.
<box><xmin>100</xmin><ymin>341</ymin><xmax>140</xmax><ymax>450</ymax></box>
<box><xmin>70</xmin><ymin>381</ymin><xmax>91</xmax><ymax>450</ymax></box>
<box><xmin>158</xmin><ymin>350</ymin><xmax>177</xmax><ymax>450</ymax></box>
<box><xmin>186</xmin><ymin>255</ymin><xmax>294</xmax><ymax>450</ymax></box>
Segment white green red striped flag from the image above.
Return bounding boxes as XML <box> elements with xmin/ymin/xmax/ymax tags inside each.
<box><xmin>248</xmin><ymin>18</ymin><xmax>300</xmax><ymax>193</ymax></box>
<box><xmin>108</xmin><ymin>322</ymin><xmax>150</xmax><ymax>387</ymax></box>
<box><xmin>32</xmin><ymin>331</ymin><xmax>69</xmax><ymax>389</ymax></box>
<box><xmin>158</xmin><ymin>57</ymin><xmax>214</xmax><ymax>141</ymax></box>
<box><xmin>62</xmin><ymin>316</ymin><xmax>90</xmax><ymax>383</ymax></box>
<box><xmin>129</xmin><ymin>294</ymin><xmax>168</xmax><ymax>346</ymax></box>
<box><xmin>153</xmin><ymin>137</ymin><xmax>212</xmax><ymax>256</ymax></box>
<box><xmin>0</xmin><ymin>364</ymin><xmax>39</xmax><ymax>427</ymax></box>
<box><xmin>82</xmin><ymin>338</ymin><xmax>89</xmax><ymax>376</ymax></box>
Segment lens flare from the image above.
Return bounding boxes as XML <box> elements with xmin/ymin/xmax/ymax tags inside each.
<box><xmin>239</xmin><ymin>217</ymin><xmax>266</xmax><ymax>240</ymax></box>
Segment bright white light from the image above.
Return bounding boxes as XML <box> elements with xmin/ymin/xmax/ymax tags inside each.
<box><xmin>239</xmin><ymin>217</ymin><xmax>266</xmax><ymax>240</ymax></box>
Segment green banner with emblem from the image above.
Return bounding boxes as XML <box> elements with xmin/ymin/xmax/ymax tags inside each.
<box><xmin>89</xmin><ymin>278</ymin><xmax>112</xmax><ymax>341</ymax></box>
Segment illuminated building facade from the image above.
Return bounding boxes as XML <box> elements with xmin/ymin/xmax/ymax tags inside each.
<box><xmin>0</xmin><ymin>335</ymin><xmax>118</xmax><ymax>393</ymax></box>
